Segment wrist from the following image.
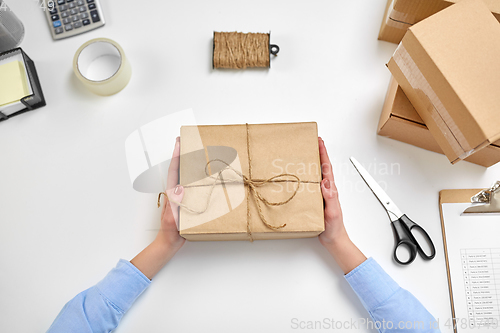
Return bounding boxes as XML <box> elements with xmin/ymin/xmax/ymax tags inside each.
<box><xmin>323</xmin><ymin>235</ymin><xmax>367</xmax><ymax>274</ymax></box>
<box><xmin>323</xmin><ymin>232</ymin><xmax>351</xmax><ymax>253</ymax></box>
<box><xmin>319</xmin><ymin>226</ymin><xmax>349</xmax><ymax>247</ymax></box>
<box><xmin>152</xmin><ymin>237</ymin><xmax>182</xmax><ymax>257</ymax></box>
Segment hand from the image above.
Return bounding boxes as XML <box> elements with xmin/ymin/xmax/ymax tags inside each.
<box><xmin>131</xmin><ymin>137</ymin><xmax>185</xmax><ymax>279</ymax></box>
<box><xmin>155</xmin><ymin>137</ymin><xmax>185</xmax><ymax>252</ymax></box>
<box><xmin>317</xmin><ymin>137</ymin><xmax>366</xmax><ymax>274</ymax></box>
<box><xmin>318</xmin><ymin>137</ymin><xmax>349</xmax><ymax>247</ymax></box>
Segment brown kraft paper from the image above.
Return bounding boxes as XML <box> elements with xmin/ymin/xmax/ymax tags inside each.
<box><xmin>178</xmin><ymin>122</ymin><xmax>325</xmax><ymax>241</ymax></box>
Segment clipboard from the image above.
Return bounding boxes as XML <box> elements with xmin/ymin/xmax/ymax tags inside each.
<box><xmin>439</xmin><ymin>183</ymin><xmax>500</xmax><ymax>333</ymax></box>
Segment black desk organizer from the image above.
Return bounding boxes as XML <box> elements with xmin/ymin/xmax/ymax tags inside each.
<box><xmin>0</xmin><ymin>48</ymin><xmax>46</xmax><ymax>122</ymax></box>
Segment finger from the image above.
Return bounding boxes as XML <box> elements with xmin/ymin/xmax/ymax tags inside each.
<box><xmin>162</xmin><ymin>185</ymin><xmax>184</xmax><ymax>227</ymax></box>
<box><xmin>166</xmin><ymin>137</ymin><xmax>181</xmax><ymax>190</ymax></box>
<box><xmin>321</xmin><ymin>178</ymin><xmax>342</xmax><ymax>222</ymax></box>
<box><xmin>318</xmin><ymin>138</ymin><xmax>335</xmax><ymax>183</ymax></box>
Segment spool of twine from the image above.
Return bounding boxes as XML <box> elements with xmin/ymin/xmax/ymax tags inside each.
<box><xmin>213</xmin><ymin>32</ymin><xmax>273</xmax><ymax>69</ymax></box>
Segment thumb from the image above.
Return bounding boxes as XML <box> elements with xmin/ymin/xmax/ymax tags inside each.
<box><xmin>321</xmin><ymin>179</ymin><xmax>341</xmax><ymax>223</ymax></box>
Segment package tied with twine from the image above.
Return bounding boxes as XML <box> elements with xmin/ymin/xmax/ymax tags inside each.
<box><xmin>178</xmin><ymin>122</ymin><xmax>325</xmax><ymax>241</ymax></box>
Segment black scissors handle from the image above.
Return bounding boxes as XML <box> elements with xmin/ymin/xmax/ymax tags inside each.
<box><xmin>391</xmin><ymin>215</ymin><xmax>436</xmax><ymax>265</ymax></box>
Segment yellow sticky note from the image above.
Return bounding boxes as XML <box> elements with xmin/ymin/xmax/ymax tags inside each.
<box><xmin>0</xmin><ymin>61</ymin><xmax>30</xmax><ymax>107</ymax></box>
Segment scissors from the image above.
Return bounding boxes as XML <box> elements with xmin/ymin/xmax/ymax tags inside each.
<box><xmin>350</xmin><ymin>157</ymin><xmax>436</xmax><ymax>265</ymax></box>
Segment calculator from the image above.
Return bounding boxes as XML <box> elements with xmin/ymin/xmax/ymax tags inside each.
<box><xmin>43</xmin><ymin>0</ymin><xmax>105</xmax><ymax>40</ymax></box>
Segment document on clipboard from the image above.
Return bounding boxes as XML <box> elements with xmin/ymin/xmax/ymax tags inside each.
<box><xmin>439</xmin><ymin>184</ymin><xmax>500</xmax><ymax>333</ymax></box>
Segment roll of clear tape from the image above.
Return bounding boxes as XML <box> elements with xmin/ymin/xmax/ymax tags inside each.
<box><xmin>73</xmin><ymin>38</ymin><xmax>131</xmax><ymax>96</ymax></box>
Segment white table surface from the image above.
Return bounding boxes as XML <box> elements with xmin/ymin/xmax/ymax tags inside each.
<box><xmin>1</xmin><ymin>0</ymin><xmax>499</xmax><ymax>332</ymax></box>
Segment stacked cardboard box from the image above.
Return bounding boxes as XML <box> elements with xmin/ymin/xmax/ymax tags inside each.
<box><xmin>379</xmin><ymin>0</ymin><xmax>500</xmax><ymax>44</ymax></box>
<box><xmin>378</xmin><ymin>77</ymin><xmax>500</xmax><ymax>167</ymax></box>
<box><xmin>379</xmin><ymin>0</ymin><xmax>500</xmax><ymax>167</ymax></box>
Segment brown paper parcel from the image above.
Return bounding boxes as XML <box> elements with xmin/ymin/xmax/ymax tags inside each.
<box><xmin>178</xmin><ymin>122</ymin><xmax>325</xmax><ymax>241</ymax></box>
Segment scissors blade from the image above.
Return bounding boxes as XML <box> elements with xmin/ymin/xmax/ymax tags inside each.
<box><xmin>350</xmin><ymin>157</ymin><xmax>404</xmax><ymax>222</ymax></box>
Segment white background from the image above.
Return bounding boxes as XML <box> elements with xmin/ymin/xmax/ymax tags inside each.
<box><xmin>1</xmin><ymin>0</ymin><xmax>499</xmax><ymax>332</ymax></box>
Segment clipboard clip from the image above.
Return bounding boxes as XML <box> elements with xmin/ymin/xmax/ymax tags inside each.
<box><xmin>462</xmin><ymin>181</ymin><xmax>500</xmax><ymax>215</ymax></box>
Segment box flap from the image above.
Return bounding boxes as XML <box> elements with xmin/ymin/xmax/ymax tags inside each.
<box><xmin>393</xmin><ymin>85</ymin><xmax>424</xmax><ymax>124</ymax></box>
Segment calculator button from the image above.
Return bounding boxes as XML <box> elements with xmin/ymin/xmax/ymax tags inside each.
<box><xmin>82</xmin><ymin>18</ymin><xmax>90</xmax><ymax>25</ymax></box>
<box><xmin>88</xmin><ymin>3</ymin><xmax>96</xmax><ymax>10</ymax></box>
<box><xmin>80</xmin><ymin>12</ymin><xmax>88</xmax><ymax>19</ymax></box>
<box><xmin>51</xmin><ymin>14</ymin><xmax>59</xmax><ymax>21</ymax></box>
<box><xmin>49</xmin><ymin>8</ymin><xmax>57</xmax><ymax>15</ymax></box>
<box><xmin>65</xmin><ymin>24</ymin><xmax>73</xmax><ymax>31</ymax></box>
<box><xmin>55</xmin><ymin>27</ymin><xmax>64</xmax><ymax>34</ymax></box>
<box><xmin>69</xmin><ymin>3</ymin><xmax>76</xmax><ymax>8</ymax></box>
<box><xmin>72</xmin><ymin>15</ymin><xmax>79</xmax><ymax>22</ymax></box>
<box><xmin>57</xmin><ymin>0</ymin><xmax>65</xmax><ymax>4</ymax></box>
<box><xmin>86</xmin><ymin>0</ymin><xmax>94</xmax><ymax>3</ymax></box>
<box><xmin>61</xmin><ymin>11</ymin><xmax>69</xmax><ymax>18</ymax></box>
<box><xmin>70</xmin><ymin>8</ymin><xmax>78</xmax><ymax>15</ymax></box>
<box><xmin>63</xmin><ymin>17</ymin><xmax>71</xmax><ymax>24</ymax></box>
<box><xmin>77</xmin><ymin>0</ymin><xmax>84</xmax><ymax>5</ymax></box>
<box><xmin>53</xmin><ymin>20</ymin><xmax>62</xmax><ymax>28</ymax></box>
<box><xmin>60</xmin><ymin>4</ymin><xmax>67</xmax><ymax>11</ymax></box>
<box><xmin>90</xmin><ymin>10</ymin><xmax>100</xmax><ymax>22</ymax></box>
<box><xmin>79</xmin><ymin>6</ymin><xmax>86</xmax><ymax>12</ymax></box>
<box><xmin>74</xmin><ymin>21</ymin><xmax>82</xmax><ymax>28</ymax></box>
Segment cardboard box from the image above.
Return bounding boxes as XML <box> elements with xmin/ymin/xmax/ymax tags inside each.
<box><xmin>379</xmin><ymin>0</ymin><xmax>500</xmax><ymax>44</ymax></box>
<box><xmin>179</xmin><ymin>122</ymin><xmax>324</xmax><ymax>241</ymax></box>
<box><xmin>378</xmin><ymin>77</ymin><xmax>500</xmax><ymax>167</ymax></box>
<box><xmin>387</xmin><ymin>0</ymin><xmax>500</xmax><ymax>164</ymax></box>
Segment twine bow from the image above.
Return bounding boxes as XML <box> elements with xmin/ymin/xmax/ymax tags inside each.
<box><xmin>158</xmin><ymin>124</ymin><xmax>317</xmax><ymax>241</ymax></box>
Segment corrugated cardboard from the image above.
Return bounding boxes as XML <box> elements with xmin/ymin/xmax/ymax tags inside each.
<box><xmin>378</xmin><ymin>77</ymin><xmax>500</xmax><ymax>167</ymax></box>
<box><xmin>379</xmin><ymin>0</ymin><xmax>500</xmax><ymax>44</ymax></box>
<box><xmin>179</xmin><ymin>122</ymin><xmax>325</xmax><ymax>241</ymax></box>
<box><xmin>387</xmin><ymin>0</ymin><xmax>500</xmax><ymax>164</ymax></box>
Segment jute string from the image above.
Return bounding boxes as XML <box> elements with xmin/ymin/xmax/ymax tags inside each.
<box><xmin>158</xmin><ymin>124</ymin><xmax>320</xmax><ymax>241</ymax></box>
<box><xmin>213</xmin><ymin>32</ymin><xmax>270</xmax><ymax>69</ymax></box>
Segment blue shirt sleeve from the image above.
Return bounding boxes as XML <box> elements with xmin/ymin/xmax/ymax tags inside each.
<box><xmin>47</xmin><ymin>259</ymin><xmax>151</xmax><ymax>333</ymax></box>
<box><xmin>345</xmin><ymin>258</ymin><xmax>441</xmax><ymax>333</ymax></box>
